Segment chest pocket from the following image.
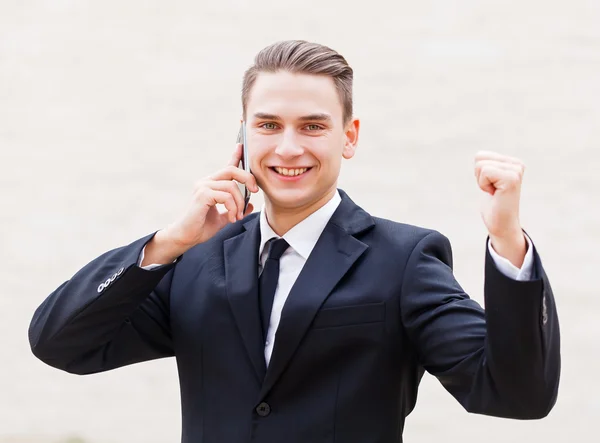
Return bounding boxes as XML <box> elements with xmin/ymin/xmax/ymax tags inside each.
<box><xmin>311</xmin><ymin>302</ymin><xmax>385</xmax><ymax>329</ymax></box>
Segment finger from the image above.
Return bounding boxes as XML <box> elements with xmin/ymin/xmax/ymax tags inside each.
<box><xmin>210</xmin><ymin>165</ymin><xmax>259</xmax><ymax>192</ymax></box>
<box><xmin>228</xmin><ymin>143</ymin><xmax>243</xmax><ymax>167</ymax></box>
<box><xmin>474</xmin><ymin>159</ymin><xmax>524</xmax><ymax>180</ymax></box>
<box><xmin>477</xmin><ymin>166</ymin><xmax>496</xmax><ymax>195</ymax></box>
<box><xmin>477</xmin><ymin>165</ymin><xmax>521</xmax><ymax>194</ymax></box>
<box><xmin>206</xmin><ymin>180</ymin><xmax>246</xmax><ymax>220</ymax></box>
<box><xmin>474</xmin><ymin>150</ymin><xmax>524</xmax><ymax>166</ymax></box>
<box><xmin>205</xmin><ymin>189</ymin><xmax>239</xmax><ymax>224</ymax></box>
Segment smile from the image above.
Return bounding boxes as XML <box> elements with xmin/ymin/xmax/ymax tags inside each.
<box><xmin>272</xmin><ymin>167</ymin><xmax>311</xmax><ymax>177</ymax></box>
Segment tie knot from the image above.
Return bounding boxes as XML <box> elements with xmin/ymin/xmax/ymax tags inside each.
<box><xmin>267</xmin><ymin>238</ymin><xmax>289</xmax><ymax>260</ymax></box>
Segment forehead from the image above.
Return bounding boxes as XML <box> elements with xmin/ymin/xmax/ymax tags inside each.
<box><xmin>247</xmin><ymin>71</ymin><xmax>343</xmax><ymax>121</ymax></box>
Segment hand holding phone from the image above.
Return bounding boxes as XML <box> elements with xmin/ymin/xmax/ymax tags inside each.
<box><xmin>145</xmin><ymin>135</ymin><xmax>257</xmax><ymax>263</ymax></box>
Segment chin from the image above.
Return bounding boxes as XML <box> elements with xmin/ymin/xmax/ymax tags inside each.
<box><xmin>265</xmin><ymin>188</ymin><xmax>316</xmax><ymax>210</ymax></box>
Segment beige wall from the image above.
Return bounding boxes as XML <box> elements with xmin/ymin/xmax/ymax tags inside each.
<box><xmin>1</xmin><ymin>1</ymin><xmax>598</xmax><ymax>442</ymax></box>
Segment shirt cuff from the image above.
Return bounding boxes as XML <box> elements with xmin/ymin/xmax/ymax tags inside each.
<box><xmin>487</xmin><ymin>233</ymin><xmax>534</xmax><ymax>281</ymax></box>
<box><xmin>138</xmin><ymin>245</ymin><xmax>176</xmax><ymax>270</ymax></box>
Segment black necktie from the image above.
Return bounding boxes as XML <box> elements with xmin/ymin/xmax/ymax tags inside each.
<box><xmin>259</xmin><ymin>238</ymin><xmax>289</xmax><ymax>340</ymax></box>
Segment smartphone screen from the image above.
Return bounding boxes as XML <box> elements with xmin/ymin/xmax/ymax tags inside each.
<box><xmin>236</xmin><ymin>122</ymin><xmax>251</xmax><ymax>213</ymax></box>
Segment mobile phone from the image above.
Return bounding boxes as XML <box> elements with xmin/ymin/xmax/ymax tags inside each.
<box><xmin>236</xmin><ymin>121</ymin><xmax>251</xmax><ymax>214</ymax></box>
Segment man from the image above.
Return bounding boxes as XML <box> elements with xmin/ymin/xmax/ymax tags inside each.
<box><xmin>29</xmin><ymin>40</ymin><xmax>560</xmax><ymax>442</ymax></box>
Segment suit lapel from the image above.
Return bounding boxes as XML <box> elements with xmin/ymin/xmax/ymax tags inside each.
<box><xmin>260</xmin><ymin>190</ymin><xmax>374</xmax><ymax>397</ymax></box>
<box><xmin>224</xmin><ymin>216</ymin><xmax>266</xmax><ymax>383</ymax></box>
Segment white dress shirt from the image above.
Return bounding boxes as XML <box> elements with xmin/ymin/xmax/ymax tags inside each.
<box><xmin>140</xmin><ymin>190</ymin><xmax>534</xmax><ymax>366</ymax></box>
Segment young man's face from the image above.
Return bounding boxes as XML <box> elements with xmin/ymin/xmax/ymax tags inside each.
<box><xmin>245</xmin><ymin>71</ymin><xmax>359</xmax><ymax>212</ymax></box>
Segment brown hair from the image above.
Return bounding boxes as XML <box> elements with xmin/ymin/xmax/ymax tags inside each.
<box><xmin>242</xmin><ymin>40</ymin><xmax>354</xmax><ymax>124</ymax></box>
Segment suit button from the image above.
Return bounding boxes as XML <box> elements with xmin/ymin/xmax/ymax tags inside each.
<box><xmin>255</xmin><ymin>402</ymin><xmax>271</xmax><ymax>417</ymax></box>
<box><xmin>542</xmin><ymin>295</ymin><xmax>548</xmax><ymax>325</ymax></box>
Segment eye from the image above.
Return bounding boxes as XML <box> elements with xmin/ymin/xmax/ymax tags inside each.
<box><xmin>260</xmin><ymin>122</ymin><xmax>278</xmax><ymax>130</ymax></box>
<box><xmin>305</xmin><ymin>124</ymin><xmax>323</xmax><ymax>131</ymax></box>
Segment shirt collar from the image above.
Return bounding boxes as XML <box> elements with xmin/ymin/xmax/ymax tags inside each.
<box><xmin>258</xmin><ymin>190</ymin><xmax>342</xmax><ymax>261</ymax></box>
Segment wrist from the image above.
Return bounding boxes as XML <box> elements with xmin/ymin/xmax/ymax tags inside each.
<box><xmin>142</xmin><ymin>229</ymin><xmax>189</xmax><ymax>267</ymax></box>
<box><xmin>489</xmin><ymin>228</ymin><xmax>527</xmax><ymax>268</ymax></box>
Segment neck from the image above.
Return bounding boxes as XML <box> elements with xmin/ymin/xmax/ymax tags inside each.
<box><xmin>264</xmin><ymin>186</ymin><xmax>337</xmax><ymax>236</ymax></box>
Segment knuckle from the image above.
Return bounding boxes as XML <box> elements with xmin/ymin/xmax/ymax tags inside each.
<box><xmin>193</xmin><ymin>185</ymin><xmax>206</xmax><ymax>199</ymax></box>
<box><xmin>227</xmin><ymin>180</ymin><xmax>239</xmax><ymax>193</ymax></box>
<box><xmin>193</xmin><ymin>180</ymin><xmax>205</xmax><ymax>192</ymax></box>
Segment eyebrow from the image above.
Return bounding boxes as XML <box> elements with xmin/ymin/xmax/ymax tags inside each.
<box><xmin>298</xmin><ymin>113</ymin><xmax>332</xmax><ymax>122</ymax></box>
<box><xmin>252</xmin><ymin>112</ymin><xmax>333</xmax><ymax>122</ymax></box>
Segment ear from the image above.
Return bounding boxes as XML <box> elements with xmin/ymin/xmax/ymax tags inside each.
<box><xmin>342</xmin><ymin>118</ymin><xmax>360</xmax><ymax>160</ymax></box>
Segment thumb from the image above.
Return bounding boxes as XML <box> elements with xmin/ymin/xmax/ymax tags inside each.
<box><xmin>209</xmin><ymin>206</ymin><xmax>233</xmax><ymax>231</ymax></box>
<box><xmin>477</xmin><ymin>166</ymin><xmax>502</xmax><ymax>196</ymax></box>
<box><xmin>244</xmin><ymin>203</ymin><xmax>255</xmax><ymax>217</ymax></box>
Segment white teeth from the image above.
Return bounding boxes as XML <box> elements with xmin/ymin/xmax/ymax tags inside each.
<box><xmin>275</xmin><ymin>167</ymin><xmax>308</xmax><ymax>176</ymax></box>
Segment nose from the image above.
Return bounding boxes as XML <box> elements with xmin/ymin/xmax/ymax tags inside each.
<box><xmin>274</xmin><ymin>129</ymin><xmax>303</xmax><ymax>157</ymax></box>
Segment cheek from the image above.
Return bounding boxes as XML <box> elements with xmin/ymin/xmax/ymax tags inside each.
<box><xmin>248</xmin><ymin>142</ymin><xmax>271</xmax><ymax>169</ymax></box>
<box><xmin>313</xmin><ymin>141</ymin><xmax>344</xmax><ymax>170</ymax></box>
<box><xmin>325</xmin><ymin>154</ymin><xmax>343</xmax><ymax>173</ymax></box>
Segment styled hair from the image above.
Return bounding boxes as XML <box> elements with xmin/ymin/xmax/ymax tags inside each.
<box><xmin>242</xmin><ymin>40</ymin><xmax>354</xmax><ymax>124</ymax></box>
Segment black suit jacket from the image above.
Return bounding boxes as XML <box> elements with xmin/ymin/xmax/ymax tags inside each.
<box><xmin>29</xmin><ymin>190</ymin><xmax>560</xmax><ymax>443</ymax></box>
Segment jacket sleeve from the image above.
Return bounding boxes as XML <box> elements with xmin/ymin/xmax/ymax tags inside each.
<box><xmin>28</xmin><ymin>232</ymin><xmax>179</xmax><ymax>375</ymax></box>
<box><xmin>400</xmin><ymin>231</ymin><xmax>561</xmax><ymax>419</ymax></box>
